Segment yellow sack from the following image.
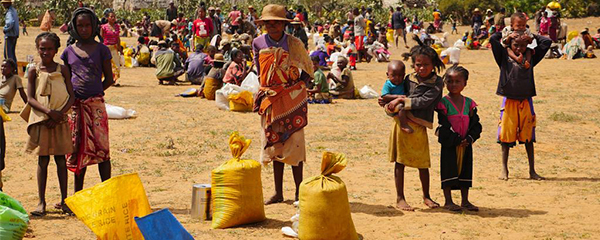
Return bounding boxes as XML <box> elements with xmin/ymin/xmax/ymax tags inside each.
<box><xmin>228</xmin><ymin>91</ymin><xmax>253</xmax><ymax>112</ymax></box>
<box><xmin>386</xmin><ymin>29</ymin><xmax>394</xmax><ymax>44</ymax></box>
<box><xmin>211</xmin><ymin>132</ymin><xmax>265</xmax><ymax>229</ymax></box>
<box><xmin>567</xmin><ymin>31</ymin><xmax>579</xmax><ymax>42</ymax></box>
<box><xmin>0</xmin><ymin>107</ymin><xmax>11</xmax><ymax>122</ymax></box>
<box><xmin>124</xmin><ymin>56</ymin><xmax>133</xmax><ymax>68</ymax></box>
<box><xmin>123</xmin><ymin>48</ymin><xmax>134</xmax><ymax>57</ymax></box>
<box><xmin>65</xmin><ymin>173</ymin><xmax>152</xmax><ymax>240</ymax></box>
<box><xmin>299</xmin><ymin>152</ymin><xmax>358</xmax><ymax>240</ymax></box>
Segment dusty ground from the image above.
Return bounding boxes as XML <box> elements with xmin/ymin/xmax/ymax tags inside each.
<box><xmin>4</xmin><ymin>17</ymin><xmax>600</xmax><ymax>239</ymax></box>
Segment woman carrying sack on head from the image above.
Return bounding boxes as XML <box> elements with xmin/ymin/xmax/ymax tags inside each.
<box><xmin>252</xmin><ymin>4</ymin><xmax>313</xmax><ymax>205</ymax></box>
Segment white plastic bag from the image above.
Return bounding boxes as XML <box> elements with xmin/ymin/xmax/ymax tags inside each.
<box><xmin>240</xmin><ymin>72</ymin><xmax>259</xmax><ymax>94</ymax></box>
<box><xmin>132</xmin><ymin>58</ymin><xmax>139</xmax><ymax>67</ymax></box>
<box><xmin>105</xmin><ymin>103</ymin><xmax>136</xmax><ymax>119</ymax></box>
<box><xmin>215</xmin><ymin>83</ymin><xmax>242</xmax><ymax>111</ymax></box>
<box><xmin>454</xmin><ymin>39</ymin><xmax>465</xmax><ymax>49</ymax></box>
<box><xmin>445</xmin><ymin>47</ymin><xmax>461</xmax><ymax>64</ymax></box>
<box><xmin>359</xmin><ymin>85</ymin><xmax>379</xmax><ymax>99</ymax></box>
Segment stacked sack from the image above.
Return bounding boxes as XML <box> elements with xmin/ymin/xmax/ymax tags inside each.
<box><xmin>298</xmin><ymin>152</ymin><xmax>358</xmax><ymax>240</ymax></box>
<box><xmin>211</xmin><ymin>132</ymin><xmax>265</xmax><ymax>229</ymax></box>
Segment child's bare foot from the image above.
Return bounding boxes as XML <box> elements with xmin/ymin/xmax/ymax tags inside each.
<box><xmin>423</xmin><ymin>197</ymin><xmax>440</xmax><ymax>209</ymax></box>
<box><xmin>444</xmin><ymin>203</ymin><xmax>461</xmax><ymax>212</ymax></box>
<box><xmin>264</xmin><ymin>194</ymin><xmax>284</xmax><ymax>205</ymax></box>
<box><xmin>396</xmin><ymin>199</ymin><xmax>414</xmax><ymax>211</ymax></box>
<box><xmin>31</xmin><ymin>202</ymin><xmax>46</xmax><ymax>217</ymax></box>
<box><xmin>400</xmin><ymin>123</ymin><xmax>414</xmax><ymax>134</ymax></box>
<box><xmin>529</xmin><ymin>172</ymin><xmax>545</xmax><ymax>180</ymax></box>
<box><xmin>461</xmin><ymin>202</ymin><xmax>479</xmax><ymax>211</ymax></box>
<box><xmin>499</xmin><ymin>169</ymin><xmax>509</xmax><ymax>181</ymax></box>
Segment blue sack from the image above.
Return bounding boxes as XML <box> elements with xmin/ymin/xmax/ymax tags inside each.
<box><xmin>134</xmin><ymin>208</ymin><xmax>194</xmax><ymax>240</ymax></box>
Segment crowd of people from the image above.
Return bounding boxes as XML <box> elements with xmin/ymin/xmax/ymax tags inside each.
<box><xmin>0</xmin><ymin>0</ymin><xmax>595</xmax><ymax>230</ymax></box>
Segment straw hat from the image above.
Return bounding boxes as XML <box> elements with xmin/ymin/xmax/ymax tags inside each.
<box><xmin>291</xmin><ymin>17</ymin><xmax>302</xmax><ymax>25</ymax></box>
<box><xmin>248</xmin><ymin>5</ymin><xmax>254</xmax><ymax>9</ymax></box>
<box><xmin>486</xmin><ymin>9</ymin><xmax>493</xmax><ymax>14</ymax></box>
<box><xmin>208</xmin><ymin>7</ymin><xmax>215</xmax><ymax>11</ymax></box>
<box><xmin>213</xmin><ymin>53</ymin><xmax>225</xmax><ymax>63</ymax></box>
<box><xmin>1</xmin><ymin>0</ymin><xmax>12</xmax><ymax>3</ymax></box>
<box><xmin>473</xmin><ymin>8</ymin><xmax>480</xmax><ymax>13</ymax></box>
<box><xmin>256</xmin><ymin>4</ymin><xmax>291</xmax><ymax>23</ymax></box>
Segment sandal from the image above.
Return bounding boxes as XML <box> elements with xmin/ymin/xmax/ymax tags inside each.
<box><xmin>30</xmin><ymin>210</ymin><xmax>46</xmax><ymax>217</ymax></box>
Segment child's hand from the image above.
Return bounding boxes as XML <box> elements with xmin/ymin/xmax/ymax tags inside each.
<box><xmin>47</xmin><ymin>110</ymin><xmax>64</xmax><ymax>122</ymax></box>
<box><xmin>378</xmin><ymin>97</ymin><xmax>386</xmax><ymax>107</ymax></box>
<box><xmin>45</xmin><ymin>119</ymin><xmax>57</xmax><ymax>129</ymax></box>
<box><xmin>509</xmin><ymin>32</ymin><xmax>519</xmax><ymax>40</ymax></box>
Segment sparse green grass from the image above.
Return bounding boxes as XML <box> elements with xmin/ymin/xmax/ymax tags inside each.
<box><xmin>550</xmin><ymin>112</ymin><xmax>580</xmax><ymax>122</ymax></box>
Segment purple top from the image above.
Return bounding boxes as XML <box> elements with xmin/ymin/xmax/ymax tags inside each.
<box><xmin>252</xmin><ymin>34</ymin><xmax>289</xmax><ymax>76</ymax></box>
<box><xmin>61</xmin><ymin>44</ymin><xmax>112</xmax><ymax>99</ymax></box>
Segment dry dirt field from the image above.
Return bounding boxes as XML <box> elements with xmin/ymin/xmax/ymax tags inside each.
<box><xmin>4</xmin><ymin>17</ymin><xmax>600</xmax><ymax>239</ymax></box>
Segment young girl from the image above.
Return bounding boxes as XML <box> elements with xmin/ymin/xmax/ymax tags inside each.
<box><xmin>23</xmin><ymin>32</ymin><xmax>75</xmax><ymax>216</ymax></box>
<box><xmin>435</xmin><ymin>65</ymin><xmax>482</xmax><ymax>212</ymax></box>
<box><xmin>386</xmin><ymin>35</ymin><xmax>445</xmax><ymax>211</ymax></box>
<box><xmin>100</xmin><ymin>9</ymin><xmax>122</xmax><ymax>86</ymax></box>
<box><xmin>62</xmin><ymin>8</ymin><xmax>114</xmax><ymax>193</ymax></box>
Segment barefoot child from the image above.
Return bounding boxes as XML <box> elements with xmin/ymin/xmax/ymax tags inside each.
<box><xmin>378</xmin><ymin>60</ymin><xmax>411</xmax><ymax>133</ymax></box>
<box><xmin>327</xmin><ymin>56</ymin><xmax>355</xmax><ymax>99</ymax></box>
<box><xmin>23</xmin><ymin>32</ymin><xmax>75</xmax><ymax>216</ymax></box>
<box><xmin>490</xmin><ymin>20</ymin><xmax>552</xmax><ymax>181</ymax></box>
<box><xmin>61</xmin><ymin>8</ymin><xmax>114</xmax><ymax>192</ymax></box>
<box><xmin>435</xmin><ymin>65</ymin><xmax>482</xmax><ymax>212</ymax></box>
<box><xmin>501</xmin><ymin>12</ymin><xmax>534</xmax><ymax>69</ymax></box>
<box><xmin>386</xmin><ymin>36</ymin><xmax>445</xmax><ymax>211</ymax></box>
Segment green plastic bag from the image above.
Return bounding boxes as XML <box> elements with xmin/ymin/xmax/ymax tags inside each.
<box><xmin>0</xmin><ymin>192</ymin><xmax>29</xmax><ymax>240</ymax></box>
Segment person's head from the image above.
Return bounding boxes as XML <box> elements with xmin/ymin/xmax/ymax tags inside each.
<box><xmin>1</xmin><ymin>59</ymin><xmax>16</xmax><ymax>77</ymax></box>
<box><xmin>402</xmin><ymin>35</ymin><xmax>445</xmax><ymax>78</ymax></box>
<box><xmin>510</xmin><ymin>12</ymin><xmax>527</xmax><ymax>31</ymax></box>
<box><xmin>2</xmin><ymin>0</ymin><xmax>12</xmax><ymax>9</ymax></box>
<box><xmin>257</xmin><ymin>5</ymin><xmax>290</xmax><ymax>36</ymax></box>
<box><xmin>597</xmin><ymin>28</ymin><xmax>600</xmax><ymax>34</ymax></box>
<box><xmin>171</xmin><ymin>33</ymin><xmax>178</xmax><ymax>41</ymax></box>
<box><xmin>231</xmin><ymin>49</ymin><xmax>244</xmax><ymax>64</ymax></box>
<box><xmin>216</xmin><ymin>8</ymin><xmax>221</xmax><ymax>14</ymax></box>
<box><xmin>353</xmin><ymin>8</ymin><xmax>359</xmax><ymax>16</ymax></box>
<box><xmin>337</xmin><ymin>56</ymin><xmax>348</xmax><ymax>69</ymax></box>
<box><xmin>387</xmin><ymin>60</ymin><xmax>405</xmax><ymax>86</ymax></box>
<box><xmin>35</xmin><ymin>32</ymin><xmax>61</xmax><ymax>64</ymax></box>
<box><xmin>70</xmin><ymin>8</ymin><xmax>100</xmax><ymax>42</ymax></box>
<box><xmin>232</xmin><ymin>5</ymin><xmax>237</xmax><ymax>11</ymax></box>
<box><xmin>199</xmin><ymin>6</ymin><xmax>207</xmax><ymax>19</ymax></box>
<box><xmin>158</xmin><ymin>40</ymin><xmax>168</xmax><ymax>49</ymax></box>
<box><xmin>396</xmin><ymin>6</ymin><xmax>401</xmax><ymax>12</ymax></box>
<box><xmin>137</xmin><ymin>36</ymin><xmax>145</xmax><ymax>44</ymax></box>
<box><xmin>206</xmin><ymin>45</ymin><xmax>217</xmax><ymax>57</ymax></box>
<box><xmin>348</xmin><ymin>20</ymin><xmax>354</xmax><ymax>26</ymax></box>
<box><xmin>170</xmin><ymin>42</ymin><xmax>180</xmax><ymax>52</ymax></box>
<box><xmin>500</xmin><ymin>8</ymin><xmax>506</xmax><ymax>14</ymax></box>
<box><xmin>169</xmin><ymin>1</ymin><xmax>174</xmax><ymax>7</ymax></box>
<box><xmin>209</xmin><ymin>7</ymin><xmax>215</xmax><ymax>15</ymax></box>
<box><xmin>311</xmin><ymin>55</ymin><xmax>320</xmax><ymax>70</ymax></box>
<box><xmin>542</xmin><ymin>11</ymin><xmax>547</xmax><ymax>17</ymax></box>
<box><xmin>248</xmin><ymin>5</ymin><xmax>254</xmax><ymax>13</ymax></box>
<box><xmin>509</xmin><ymin>33</ymin><xmax>530</xmax><ymax>56</ymax></box>
<box><xmin>444</xmin><ymin>64</ymin><xmax>469</xmax><ymax>95</ymax></box>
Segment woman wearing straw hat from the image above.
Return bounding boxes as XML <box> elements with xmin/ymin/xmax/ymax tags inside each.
<box><xmin>471</xmin><ymin>8</ymin><xmax>483</xmax><ymax>37</ymax></box>
<box><xmin>252</xmin><ymin>4</ymin><xmax>314</xmax><ymax>205</ymax></box>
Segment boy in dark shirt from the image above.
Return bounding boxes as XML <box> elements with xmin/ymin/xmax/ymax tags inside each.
<box><xmin>490</xmin><ymin>28</ymin><xmax>552</xmax><ymax>181</ymax></box>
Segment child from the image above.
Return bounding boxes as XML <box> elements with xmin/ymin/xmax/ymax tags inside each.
<box><xmin>61</xmin><ymin>8</ymin><xmax>114</xmax><ymax>193</ymax></box>
<box><xmin>345</xmin><ymin>33</ymin><xmax>358</xmax><ymax>70</ymax></box>
<box><xmin>451</xmin><ymin>16</ymin><xmax>458</xmax><ymax>35</ymax></box>
<box><xmin>24</xmin><ymin>32</ymin><xmax>75</xmax><ymax>216</ymax></box>
<box><xmin>435</xmin><ymin>65</ymin><xmax>482</xmax><ymax>212</ymax></box>
<box><xmin>201</xmin><ymin>53</ymin><xmax>225</xmax><ymax>100</ymax></box>
<box><xmin>501</xmin><ymin>12</ymin><xmax>534</xmax><ymax>69</ymax></box>
<box><xmin>490</xmin><ymin>19</ymin><xmax>552</xmax><ymax>181</ymax></box>
<box><xmin>385</xmin><ymin>35</ymin><xmax>445</xmax><ymax>211</ymax></box>
<box><xmin>0</xmin><ymin>59</ymin><xmax>28</xmax><ymax>112</ymax></box>
<box><xmin>308</xmin><ymin>55</ymin><xmax>331</xmax><ymax>104</ymax></box>
<box><xmin>21</xmin><ymin>19</ymin><xmax>28</xmax><ymax>36</ymax></box>
<box><xmin>327</xmin><ymin>56</ymin><xmax>355</xmax><ymax>99</ymax></box>
<box><xmin>378</xmin><ymin>61</ymin><xmax>410</xmax><ymax>133</ymax></box>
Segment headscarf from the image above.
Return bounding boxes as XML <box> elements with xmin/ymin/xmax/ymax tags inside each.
<box><xmin>67</xmin><ymin>7</ymin><xmax>101</xmax><ymax>44</ymax></box>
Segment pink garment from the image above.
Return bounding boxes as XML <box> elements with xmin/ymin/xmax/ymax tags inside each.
<box><xmin>539</xmin><ymin>17</ymin><xmax>549</xmax><ymax>35</ymax></box>
<box><xmin>101</xmin><ymin>23</ymin><xmax>120</xmax><ymax>46</ymax></box>
<box><xmin>229</xmin><ymin>11</ymin><xmax>241</xmax><ymax>26</ymax></box>
<box><xmin>436</xmin><ymin>96</ymin><xmax>477</xmax><ymax>138</ymax></box>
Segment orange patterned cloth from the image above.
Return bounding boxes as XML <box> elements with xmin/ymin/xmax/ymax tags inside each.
<box><xmin>67</xmin><ymin>96</ymin><xmax>110</xmax><ymax>175</ymax></box>
<box><xmin>255</xmin><ymin>44</ymin><xmax>312</xmax><ymax>148</ymax></box>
